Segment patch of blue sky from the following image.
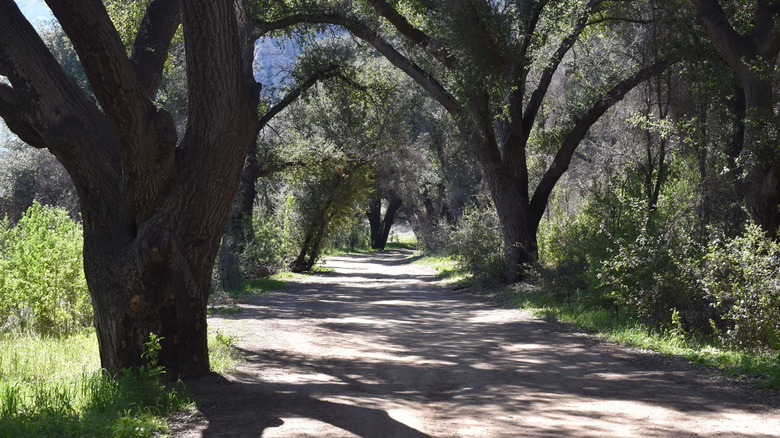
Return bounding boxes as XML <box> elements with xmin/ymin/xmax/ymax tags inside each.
<box><xmin>254</xmin><ymin>37</ymin><xmax>301</xmax><ymax>99</ymax></box>
<box><xmin>15</xmin><ymin>0</ymin><xmax>54</xmax><ymax>25</ymax></box>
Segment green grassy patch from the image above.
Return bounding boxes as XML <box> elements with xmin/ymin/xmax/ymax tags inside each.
<box><xmin>408</xmin><ymin>252</ymin><xmax>476</xmax><ymax>287</ymax></box>
<box><xmin>310</xmin><ymin>265</ymin><xmax>335</xmax><ymax>274</ymax></box>
<box><xmin>208</xmin><ymin>330</ymin><xmax>241</xmax><ymax>374</ymax></box>
<box><xmin>224</xmin><ymin>276</ymin><xmax>286</xmax><ymax>301</ymax></box>
<box><xmin>501</xmin><ymin>283</ymin><xmax>780</xmax><ymax>389</ymax></box>
<box><xmin>385</xmin><ymin>233</ymin><xmax>417</xmax><ymax>249</ymax></box>
<box><xmin>0</xmin><ymin>332</ymin><xmax>191</xmax><ymax>437</ymax></box>
<box><xmin>0</xmin><ymin>328</ymin><xmax>242</xmax><ymax>437</ymax></box>
<box><xmin>384</xmin><ymin>241</ymin><xmax>416</xmax><ymax>250</ymax></box>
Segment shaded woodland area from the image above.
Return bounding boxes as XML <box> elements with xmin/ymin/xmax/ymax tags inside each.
<box><xmin>1</xmin><ymin>0</ymin><xmax>779</xmax><ymax>402</ymax></box>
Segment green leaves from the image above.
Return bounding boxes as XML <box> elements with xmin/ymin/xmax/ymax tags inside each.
<box><xmin>703</xmin><ymin>224</ymin><xmax>780</xmax><ymax>351</ymax></box>
<box><xmin>0</xmin><ymin>202</ymin><xmax>90</xmax><ymax>336</ymax></box>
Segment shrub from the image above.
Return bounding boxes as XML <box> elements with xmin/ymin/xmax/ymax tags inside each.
<box><xmin>449</xmin><ymin>203</ymin><xmax>505</xmax><ymax>282</ymax></box>
<box><xmin>702</xmin><ymin>224</ymin><xmax>780</xmax><ymax>351</ymax></box>
<box><xmin>0</xmin><ymin>201</ymin><xmax>91</xmax><ymax>336</ymax></box>
<box><xmin>413</xmin><ymin>217</ymin><xmax>450</xmax><ymax>254</ymax></box>
<box><xmin>596</xmin><ymin>225</ymin><xmax>705</xmax><ymax>328</ymax></box>
<box><xmin>246</xmin><ymin>208</ymin><xmax>284</xmax><ymax>263</ymax></box>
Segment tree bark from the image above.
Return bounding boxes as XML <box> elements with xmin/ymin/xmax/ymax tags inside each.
<box><xmin>0</xmin><ymin>0</ymin><xmax>259</xmax><ymax>378</ymax></box>
<box><xmin>375</xmin><ymin>196</ymin><xmax>402</xmax><ymax>250</ymax></box>
<box><xmin>367</xmin><ymin>199</ymin><xmax>382</xmax><ymax>248</ymax></box>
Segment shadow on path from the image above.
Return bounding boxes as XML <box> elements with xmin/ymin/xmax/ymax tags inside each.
<box><xmin>184</xmin><ymin>249</ymin><xmax>779</xmax><ymax>437</ymax></box>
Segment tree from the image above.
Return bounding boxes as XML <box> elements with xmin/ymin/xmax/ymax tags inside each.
<box><xmin>690</xmin><ymin>0</ymin><xmax>780</xmax><ymax>237</ymax></box>
<box><xmin>255</xmin><ymin>0</ymin><xmax>671</xmax><ymax>281</ymax></box>
<box><xmin>366</xmin><ymin>195</ymin><xmax>403</xmax><ymax>250</ymax></box>
<box><xmin>0</xmin><ymin>0</ymin><xmax>260</xmax><ymax>378</ymax></box>
<box><xmin>217</xmin><ymin>39</ymin><xmax>354</xmax><ymax>288</ymax></box>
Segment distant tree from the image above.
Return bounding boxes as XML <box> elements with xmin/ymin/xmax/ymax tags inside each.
<box><xmin>0</xmin><ymin>139</ymin><xmax>78</xmax><ymax>224</ymax></box>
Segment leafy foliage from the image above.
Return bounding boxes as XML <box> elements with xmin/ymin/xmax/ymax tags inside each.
<box><xmin>703</xmin><ymin>225</ymin><xmax>780</xmax><ymax>351</ymax></box>
<box><xmin>0</xmin><ymin>202</ymin><xmax>91</xmax><ymax>336</ymax></box>
<box><xmin>449</xmin><ymin>203</ymin><xmax>505</xmax><ymax>282</ymax></box>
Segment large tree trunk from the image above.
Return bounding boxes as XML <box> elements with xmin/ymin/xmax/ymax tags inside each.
<box><xmin>375</xmin><ymin>196</ymin><xmax>403</xmax><ymax>250</ymax></box>
<box><xmin>0</xmin><ymin>0</ymin><xmax>259</xmax><ymax>378</ymax></box>
<box><xmin>84</xmin><ymin>219</ymin><xmax>214</xmax><ymax>378</ymax></box>
<box><xmin>471</xmin><ymin>119</ymin><xmax>536</xmax><ymax>283</ymax></box>
<box><xmin>367</xmin><ymin>199</ymin><xmax>382</xmax><ymax>248</ymax></box>
<box><xmin>740</xmin><ymin>77</ymin><xmax>780</xmax><ymax>236</ymax></box>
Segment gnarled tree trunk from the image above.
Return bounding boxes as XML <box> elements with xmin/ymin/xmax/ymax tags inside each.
<box><xmin>0</xmin><ymin>0</ymin><xmax>260</xmax><ymax>378</ymax></box>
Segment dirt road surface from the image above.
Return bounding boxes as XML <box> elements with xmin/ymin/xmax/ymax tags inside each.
<box><xmin>176</xmin><ymin>250</ymin><xmax>779</xmax><ymax>437</ymax></box>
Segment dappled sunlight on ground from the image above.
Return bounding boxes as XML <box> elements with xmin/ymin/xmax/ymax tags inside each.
<box><xmin>175</xmin><ymin>250</ymin><xmax>779</xmax><ymax>438</ymax></box>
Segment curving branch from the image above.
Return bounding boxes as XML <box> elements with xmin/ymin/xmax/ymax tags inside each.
<box><xmin>0</xmin><ymin>0</ymin><xmax>127</xmax><ymax>223</ymax></box>
<box><xmin>365</xmin><ymin>0</ymin><xmax>457</xmax><ymax>68</ymax></box>
<box><xmin>529</xmin><ymin>58</ymin><xmax>673</xmax><ymax>222</ymax></box>
<box><xmin>517</xmin><ymin>0</ymin><xmax>552</xmax><ymax>62</ymax></box>
<box><xmin>257</xmin><ymin>12</ymin><xmax>461</xmax><ymax>116</ymax></box>
<box><xmin>522</xmin><ymin>0</ymin><xmax>598</xmax><ymax>136</ymax></box>
<box><xmin>259</xmin><ymin>65</ymin><xmax>342</xmax><ymax>128</ymax></box>
<box><xmin>46</xmin><ymin>0</ymin><xmax>180</xmax><ymax>220</ymax></box>
<box><xmin>45</xmin><ymin>0</ymin><xmax>156</xmax><ymax>137</ymax></box>
<box><xmin>690</xmin><ymin>0</ymin><xmax>754</xmax><ymax>70</ymax></box>
<box><xmin>0</xmin><ymin>83</ymin><xmax>46</xmax><ymax>147</ymax></box>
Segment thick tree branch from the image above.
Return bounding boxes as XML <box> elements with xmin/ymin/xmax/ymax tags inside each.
<box><xmin>259</xmin><ymin>66</ymin><xmax>341</xmax><ymax>128</ymax></box>
<box><xmin>46</xmin><ymin>0</ymin><xmax>156</xmax><ymax>138</ymax></box>
<box><xmin>522</xmin><ymin>0</ymin><xmax>598</xmax><ymax>135</ymax></box>
<box><xmin>130</xmin><ymin>0</ymin><xmax>181</xmax><ymax>98</ymax></box>
<box><xmin>517</xmin><ymin>0</ymin><xmax>551</xmax><ymax>63</ymax></box>
<box><xmin>47</xmin><ymin>0</ymin><xmax>178</xmax><ymax>219</ymax></box>
<box><xmin>177</xmin><ymin>0</ymin><xmax>259</xmax><ymax>218</ymax></box>
<box><xmin>0</xmin><ymin>0</ymin><xmax>126</xmax><ymax>226</ymax></box>
<box><xmin>753</xmin><ymin>0</ymin><xmax>780</xmax><ymax>54</ymax></box>
<box><xmin>529</xmin><ymin>58</ymin><xmax>672</xmax><ymax>223</ymax></box>
<box><xmin>690</xmin><ymin>0</ymin><xmax>754</xmax><ymax>70</ymax></box>
<box><xmin>257</xmin><ymin>13</ymin><xmax>461</xmax><ymax>116</ymax></box>
<box><xmin>0</xmin><ymin>83</ymin><xmax>46</xmax><ymax>147</ymax></box>
<box><xmin>365</xmin><ymin>0</ymin><xmax>457</xmax><ymax>68</ymax></box>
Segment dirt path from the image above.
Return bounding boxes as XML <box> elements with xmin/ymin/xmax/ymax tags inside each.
<box><xmin>177</xmin><ymin>250</ymin><xmax>779</xmax><ymax>437</ymax></box>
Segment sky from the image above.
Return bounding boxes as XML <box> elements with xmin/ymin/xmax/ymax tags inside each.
<box><xmin>16</xmin><ymin>0</ymin><xmax>54</xmax><ymax>24</ymax></box>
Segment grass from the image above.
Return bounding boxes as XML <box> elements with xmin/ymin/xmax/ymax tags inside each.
<box><xmin>0</xmin><ymin>327</ymin><xmax>242</xmax><ymax>437</ymax></box>
<box><xmin>224</xmin><ymin>277</ymin><xmax>286</xmax><ymax>301</ymax></box>
<box><xmin>385</xmin><ymin>232</ymin><xmax>417</xmax><ymax>250</ymax></box>
<box><xmin>208</xmin><ymin>329</ymin><xmax>241</xmax><ymax>374</ymax></box>
<box><xmin>407</xmin><ymin>252</ymin><xmax>476</xmax><ymax>287</ymax></box>
<box><xmin>414</xmin><ymin>252</ymin><xmax>780</xmax><ymax>390</ymax></box>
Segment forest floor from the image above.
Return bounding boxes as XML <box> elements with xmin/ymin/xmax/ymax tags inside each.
<box><xmin>173</xmin><ymin>249</ymin><xmax>780</xmax><ymax>437</ymax></box>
